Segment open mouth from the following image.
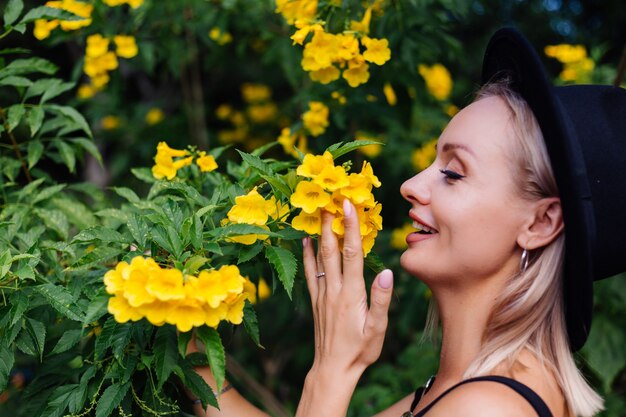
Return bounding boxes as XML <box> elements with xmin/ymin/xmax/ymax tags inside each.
<box><xmin>413</xmin><ymin>221</ymin><xmax>436</xmax><ymax>234</ymax></box>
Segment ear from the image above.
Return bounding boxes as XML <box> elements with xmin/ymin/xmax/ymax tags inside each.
<box><xmin>517</xmin><ymin>197</ymin><xmax>564</xmax><ymax>249</ymax></box>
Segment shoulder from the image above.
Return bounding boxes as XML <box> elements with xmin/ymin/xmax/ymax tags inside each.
<box><xmin>425</xmin><ymin>380</ymin><xmax>541</xmax><ymax>417</ymax></box>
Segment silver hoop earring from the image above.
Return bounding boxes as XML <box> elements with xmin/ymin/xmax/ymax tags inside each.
<box><xmin>520</xmin><ymin>248</ymin><xmax>529</xmax><ymax>273</ymax></box>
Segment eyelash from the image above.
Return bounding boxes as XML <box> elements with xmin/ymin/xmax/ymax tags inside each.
<box><xmin>439</xmin><ymin>169</ymin><xmax>465</xmax><ymax>180</ymax></box>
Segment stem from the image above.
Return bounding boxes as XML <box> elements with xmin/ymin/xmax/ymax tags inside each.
<box><xmin>614</xmin><ymin>44</ymin><xmax>626</xmax><ymax>87</ymax></box>
<box><xmin>226</xmin><ymin>354</ymin><xmax>290</xmax><ymax>417</ymax></box>
<box><xmin>0</xmin><ymin>108</ymin><xmax>32</xmax><ymax>183</ymax></box>
<box><xmin>0</xmin><ymin>27</ymin><xmax>14</xmax><ymax>41</ymax></box>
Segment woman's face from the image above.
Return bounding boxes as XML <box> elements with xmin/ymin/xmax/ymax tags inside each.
<box><xmin>400</xmin><ymin>96</ymin><xmax>533</xmax><ymax>286</ymax></box>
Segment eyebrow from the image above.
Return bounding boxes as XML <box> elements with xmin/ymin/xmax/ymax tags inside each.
<box><xmin>436</xmin><ymin>142</ymin><xmax>477</xmax><ymax>159</ymax></box>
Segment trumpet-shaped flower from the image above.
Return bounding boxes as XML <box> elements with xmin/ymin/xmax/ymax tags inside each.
<box><xmin>123</xmin><ymin>267</ymin><xmax>156</xmax><ymax>307</ymax></box>
<box><xmin>362</xmin><ymin>37</ymin><xmax>391</xmax><ymax>66</ymax></box>
<box><xmin>360</xmin><ymin>161</ymin><xmax>381</xmax><ymax>187</ymax></box>
<box><xmin>418</xmin><ymin>64</ymin><xmax>453</xmax><ymax>101</ymax></box>
<box><xmin>350</xmin><ymin>6</ymin><xmax>372</xmax><ymax>34</ymax></box>
<box><xmin>296</xmin><ymin>151</ymin><xmax>334</xmax><ymax>178</ymax></box>
<box><xmin>156</xmin><ymin>141</ymin><xmax>189</xmax><ymax>158</ymax></box>
<box><xmin>114</xmin><ymin>35</ymin><xmax>138</xmax><ymax>58</ymax></box>
<box><xmin>104</xmin><ymin>261</ymin><xmax>130</xmax><ymax>294</ymax></box>
<box><xmin>309</xmin><ymin>66</ymin><xmax>341</xmax><ymax>84</ymax></box>
<box><xmin>33</xmin><ymin>19</ymin><xmax>59</xmax><ymax>40</ymax></box>
<box><xmin>86</xmin><ymin>34</ymin><xmax>109</xmax><ymax>58</ymax></box>
<box><xmin>340</xmin><ymin>174</ymin><xmax>373</xmax><ymax>204</ymax></box>
<box><xmin>266</xmin><ymin>196</ymin><xmax>290</xmax><ymax>221</ymax></box>
<box><xmin>342</xmin><ymin>57</ymin><xmax>370</xmax><ymax>88</ymax></box>
<box><xmin>228</xmin><ymin>188</ymin><xmax>270</xmax><ymax>225</ymax></box>
<box><xmin>204</xmin><ymin>303</ymin><xmax>228</xmax><ymax>327</ymax></box>
<box><xmin>137</xmin><ymin>300</ymin><xmax>171</xmax><ymax>326</ymax></box>
<box><xmin>196</xmin><ymin>151</ymin><xmax>218</xmax><ymax>172</ymax></box>
<box><xmin>313</xmin><ymin>165</ymin><xmax>350</xmax><ymax>191</ymax></box>
<box><xmin>383</xmin><ymin>82</ymin><xmax>397</xmax><ymax>106</ymax></box>
<box><xmin>290</xmin><ymin>181</ymin><xmax>331</xmax><ymax>214</ymax></box>
<box><xmin>275</xmin><ymin>0</ymin><xmax>317</xmax><ymax>25</ymax></box>
<box><xmin>291</xmin><ymin>209</ymin><xmax>322</xmax><ymax>235</ymax></box>
<box><xmin>166</xmin><ymin>298</ymin><xmax>207</xmax><ymax>332</ymax></box>
<box><xmin>108</xmin><ymin>295</ymin><xmax>143</xmax><ymax>323</ymax></box>
<box><xmin>302</xmin><ymin>101</ymin><xmax>329</xmax><ymax>136</ymax></box>
<box><xmin>146</xmin><ymin>268</ymin><xmax>185</xmax><ymax>301</ymax></box>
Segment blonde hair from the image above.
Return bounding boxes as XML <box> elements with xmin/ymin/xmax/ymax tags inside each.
<box><xmin>426</xmin><ymin>80</ymin><xmax>603</xmax><ymax>417</ymax></box>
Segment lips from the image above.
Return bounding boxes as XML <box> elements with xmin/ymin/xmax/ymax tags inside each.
<box><xmin>406</xmin><ymin>212</ymin><xmax>438</xmax><ymax>244</ymax></box>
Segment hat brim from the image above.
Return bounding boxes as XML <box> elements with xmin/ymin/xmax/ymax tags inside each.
<box><xmin>481</xmin><ymin>28</ymin><xmax>594</xmax><ymax>351</ymax></box>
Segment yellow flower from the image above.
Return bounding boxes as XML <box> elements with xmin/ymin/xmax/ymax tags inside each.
<box><xmin>83</xmin><ymin>51</ymin><xmax>118</xmax><ymax>77</ymax></box>
<box><xmin>275</xmin><ymin>0</ymin><xmax>317</xmax><ymax>24</ymax></box>
<box><xmin>411</xmin><ymin>139</ymin><xmax>438</xmax><ymax>172</ymax></box>
<box><xmin>121</xmin><ymin>258</ymin><xmax>159</xmax><ymax>307</ymax></box>
<box><xmin>77</xmin><ymin>83</ymin><xmax>97</xmax><ymax>99</ymax></box>
<box><xmin>309</xmin><ymin>66</ymin><xmax>341</xmax><ymax>84</ymax></box>
<box><xmin>383</xmin><ymin>82</ymin><xmax>397</xmax><ymax>106</ymax></box>
<box><xmin>291</xmin><ymin>209</ymin><xmax>322</xmax><ymax>235</ymax></box>
<box><xmin>136</xmin><ymin>300</ymin><xmax>171</xmax><ymax>326</ymax></box>
<box><xmin>56</xmin><ymin>0</ymin><xmax>93</xmax><ymax>31</ymax></box>
<box><xmin>166</xmin><ymin>298</ymin><xmax>207</xmax><ymax>332</ymax></box>
<box><xmin>145</xmin><ymin>108</ymin><xmax>164</xmax><ymax>125</ymax></box>
<box><xmin>313</xmin><ymin>165</ymin><xmax>350</xmax><ymax>191</ymax></box>
<box><xmin>224</xmin><ymin>294</ymin><xmax>246</xmax><ymax>324</ymax></box>
<box><xmin>247</xmin><ymin>103</ymin><xmax>277</xmax><ymax>123</ymax></box>
<box><xmin>204</xmin><ymin>303</ymin><xmax>229</xmax><ymax>328</ymax></box>
<box><xmin>114</xmin><ymin>35</ymin><xmax>138</xmax><ymax>58</ymax></box>
<box><xmin>342</xmin><ymin>56</ymin><xmax>370</xmax><ymax>87</ymax></box>
<box><xmin>196</xmin><ymin>151</ymin><xmax>218</xmax><ymax>172</ymax></box>
<box><xmin>100</xmin><ymin>115</ymin><xmax>120</xmax><ymax>130</ymax></box>
<box><xmin>86</xmin><ymin>34</ymin><xmax>109</xmax><ymax>58</ymax></box>
<box><xmin>194</xmin><ymin>266</ymin><xmax>245</xmax><ymax>308</ymax></box>
<box><xmin>302</xmin><ymin>101</ymin><xmax>329</xmax><ymax>136</ymax></box>
<box><xmin>266</xmin><ymin>195</ymin><xmax>290</xmax><ymax>221</ymax></box>
<box><xmin>104</xmin><ymin>261</ymin><xmax>131</xmax><ymax>294</ymax></box>
<box><xmin>544</xmin><ymin>44</ymin><xmax>587</xmax><ymax>64</ymax></box>
<box><xmin>108</xmin><ymin>295</ymin><xmax>143</xmax><ymax>323</ymax></box>
<box><xmin>209</xmin><ymin>27</ymin><xmax>233</xmax><ymax>45</ymax></box>
<box><xmin>33</xmin><ymin>19</ymin><xmax>59</xmax><ymax>40</ymax></box>
<box><xmin>257</xmin><ymin>278</ymin><xmax>271</xmax><ymax>301</ymax></box>
<box><xmin>362</xmin><ymin>37</ymin><xmax>391</xmax><ymax>66</ymax></box>
<box><xmin>331</xmin><ymin>91</ymin><xmax>347</xmax><ymax>105</ymax></box>
<box><xmin>340</xmin><ymin>173</ymin><xmax>373</xmax><ymax>205</ymax></box>
<box><xmin>152</xmin><ymin>156</ymin><xmax>177</xmax><ymax>180</ymax></box>
<box><xmin>156</xmin><ymin>141</ymin><xmax>189</xmax><ymax>158</ymax></box>
<box><xmin>215</xmin><ymin>104</ymin><xmax>232</xmax><ymax>120</ymax></box>
<box><xmin>291</xmin><ymin>21</ymin><xmax>323</xmax><ymax>45</ymax></box>
<box><xmin>291</xmin><ymin>181</ymin><xmax>331</xmax><ymax>214</ymax></box>
<box><xmin>103</xmin><ymin>0</ymin><xmax>144</xmax><ymax>8</ymax></box>
<box><xmin>228</xmin><ymin>188</ymin><xmax>270</xmax><ymax>225</ymax></box>
<box><xmin>296</xmin><ymin>151</ymin><xmax>334</xmax><ymax>178</ymax></box>
<box><xmin>355</xmin><ymin>132</ymin><xmax>382</xmax><ymax>158</ymax></box>
<box><xmin>362</xmin><ymin>230</ymin><xmax>377</xmax><ymax>256</ymax></box>
<box><xmin>360</xmin><ymin>161</ymin><xmax>381</xmax><ymax>188</ymax></box>
<box><xmin>350</xmin><ymin>6</ymin><xmax>372</xmax><ymax>34</ymax></box>
<box><xmin>146</xmin><ymin>268</ymin><xmax>185</xmax><ymax>301</ymax></box>
<box><xmin>418</xmin><ymin>64</ymin><xmax>452</xmax><ymax>101</ymax></box>
<box><xmin>323</xmin><ymin>190</ymin><xmax>344</xmax><ymax>214</ymax></box>
<box><xmin>391</xmin><ymin>223</ymin><xmax>417</xmax><ymax>249</ymax></box>
<box><xmin>241</xmin><ymin>83</ymin><xmax>272</xmax><ymax>103</ymax></box>
<box><xmin>301</xmin><ymin>32</ymin><xmax>339</xmax><ymax>71</ymax></box>
<box><xmin>241</xmin><ymin>278</ymin><xmax>258</xmax><ymax>304</ymax></box>
<box><xmin>445</xmin><ymin>104</ymin><xmax>459</xmax><ymax>117</ymax></box>
<box><xmin>336</xmin><ymin>33</ymin><xmax>360</xmax><ymax>61</ymax></box>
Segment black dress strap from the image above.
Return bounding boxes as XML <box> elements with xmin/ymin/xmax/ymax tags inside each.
<box><xmin>410</xmin><ymin>375</ymin><xmax>553</xmax><ymax>417</ymax></box>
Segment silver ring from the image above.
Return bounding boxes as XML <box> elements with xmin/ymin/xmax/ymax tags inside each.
<box><xmin>315</xmin><ymin>272</ymin><xmax>326</xmax><ymax>278</ymax></box>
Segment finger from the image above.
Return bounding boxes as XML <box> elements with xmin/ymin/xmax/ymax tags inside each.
<box><xmin>319</xmin><ymin>210</ymin><xmax>342</xmax><ymax>295</ymax></box>
<box><xmin>365</xmin><ymin>269</ymin><xmax>394</xmax><ymax>336</ymax></box>
<box><xmin>302</xmin><ymin>237</ymin><xmax>318</xmax><ymax>306</ymax></box>
<box><xmin>341</xmin><ymin>199</ymin><xmax>365</xmax><ymax>293</ymax></box>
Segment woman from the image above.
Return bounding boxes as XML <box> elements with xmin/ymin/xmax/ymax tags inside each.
<box><xmin>189</xmin><ymin>28</ymin><xmax>626</xmax><ymax>417</ymax></box>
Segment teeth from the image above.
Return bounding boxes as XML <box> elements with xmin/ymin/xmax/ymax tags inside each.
<box><xmin>412</xmin><ymin>221</ymin><xmax>433</xmax><ymax>233</ymax></box>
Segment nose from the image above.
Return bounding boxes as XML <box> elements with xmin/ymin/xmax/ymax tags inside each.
<box><xmin>400</xmin><ymin>166</ymin><xmax>433</xmax><ymax>206</ymax></box>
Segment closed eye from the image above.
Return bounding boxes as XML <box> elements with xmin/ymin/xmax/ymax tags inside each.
<box><xmin>439</xmin><ymin>169</ymin><xmax>465</xmax><ymax>180</ymax></box>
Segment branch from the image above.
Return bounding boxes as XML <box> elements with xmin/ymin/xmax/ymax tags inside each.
<box><xmin>0</xmin><ymin>108</ymin><xmax>32</xmax><ymax>183</ymax></box>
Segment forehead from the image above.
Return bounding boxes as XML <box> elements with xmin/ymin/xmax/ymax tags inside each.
<box><xmin>439</xmin><ymin>96</ymin><xmax>514</xmax><ymax>158</ymax></box>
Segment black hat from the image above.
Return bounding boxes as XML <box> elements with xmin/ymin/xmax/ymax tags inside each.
<box><xmin>481</xmin><ymin>27</ymin><xmax>626</xmax><ymax>351</ymax></box>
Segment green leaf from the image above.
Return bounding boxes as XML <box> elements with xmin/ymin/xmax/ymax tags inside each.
<box><xmin>127</xmin><ymin>214</ymin><xmax>149</xmax><ymax>248</ymax></box>
<box><xmin>33</xmin><ymin>283</ymin><xmax>84</xmax><ymax>322</ymax></box>
<box><xmin>0</xmin><ymin>248</ymin><xmax>11</xmax><ymax>279</ymax></box>
<box><xmin>83</xmin><ymin>294</ymin><xmax>110</xmax><ymax>325</ymax></box>
<box><xmin>70</xmin><ymin>246</ymin><xmax>123</xmax><ymax>270</ymax></box>
<box><xmin>236</xmin><ymin>150</ymin><xmax>274</xmax><ymax>176</ymax></box>
<box><xmin>95</xmin><ymin>382</ymin><xmax>130</xmax><ymax>417</ymax></box>
<box><xmin>364</xmin><ymin>251</ymin><xmax>386</xmax><ymax>274</ymax></box>
<box><xmin>176</xmin><ymin>362</ymin><xmax>218</xmax><ymax>409</ymax></box>
<box><xmin>0</xmin><ymin>57</ymin><xmax>57</xmax><ymax>78</ymax></box>
<box><xmin>41</xmin><ymin>81</ymin><xmax>74</xmax><ymax>103</ymax></box>
<box><xmin>243</xmin><ymin>301</ymin><xmax>262</xmax><ymax>347</ymax></box>
<box><xmin>8</xmin><ymin>291</ymin><xmax>29</xmax><ymax>326</ymax></box>
<box><xmin>207</xmin><ymin>223</ymin><xmax>281</xmax><ymax>240</ymax></box>
<box><xmin>34</xmin><ymin>208</ymin><xmax>69</xmax><ymax>240</ymax></box>
<box><xmin>250</xmin><ymin>140</ymin><xmax>279</xmax><ymax>157</ymax></box>
<box><xmin>7</xmin><ymin>104</ymin><xmax>25</xmax><ymax>132</ymax></box>
<box><xmin>178</xmin><ymin>331</ymin><xmax>192</xmax><ymax>358</ymax></box>
<box><xmin>237</xmin><ymin>242</ymin><xmax>264</xmax><ymax>264</ymax></box>
<box><xmin>41</xmin><ymin>383</ymin><xmax>75</xmax><ymax>417</ymax></box>
<box><xmin>26</xmin><ymin>106</ymin><xmax>44</xmax><ymax>136</ymax></box>
<box><xmin>24</xmin><ymin>78</ymin><xmax>72</xmax><ymax>103</ymax></box>
<box><xmin>0</xmin><ymin>344</ymin><xmax>14</xmax><ymax>392</ymax></box>
<box><xmin>50</xmin><ymin>329</ymin><xmax>82</xmax><ymax>355</ymax></box>
<box><xmin>71</xmin><ymin>138</ymin><xmax>102</xmax><ymax>165</ymax></box>
<box><xmin>31</xmin><ymin>183</ymin><xmax>66</xmax><ymax>204</ymax></box>
<box><xmin>19</xmin><ymin>5</ymin><xmax>83</xmax><ymax>24</ymax></box>
<box><xmin>131</xmin><ymin>167</ymin><xmax>156</xmax><ymax>183</ymax></box>
<box><xmin>326</xmin><ymin>139</ymin><xmax>383</xmax><ymax>160</ymax></box>
<box><xmin>53</xmin><ymin>139</ymin><xmax>76</xmax><ymax>173</ymax></box>
<box><xmin>3</xmin><ymin>0</ymin><xmax>23</xmax><ymax>26</ymax></box>
<box><xmin>260</xmin><ymin>174</ymin><xmax>292</xmax><ymax>198</ymax></box>
<box><xmin>95</xmin><ymin>318</ymin><xmax>132</xmax><ymax>360</ymax></box>
<box><xmin>111</xmin><ymin>186</ymin><xmax>140</xmax><ymax>203</ymax></box>
<box><xmin>71</xmin><ymin>226</ymin><xmax>125</xmax><ymax>244</ymax></box>
<box><xmin>196</xmin><ymin>326</ymin><xmax>226</xmax><ymax>393</ymax></box>
<box><xmin>264</xmin><ymin>246</ymin><xmax>297</xmax><ymax>298</ymax></box>
<box><xmin>0</xmin><ymin>75</ymin><xmax>32</xmax><ymax>87</ymax></box>
<box><xmin>27</xmin><ymin>140</ymin><xmax>44</xmax><ymax>169</ymax></box>
<box><xmin>25</xmin><ymin>317</ymin><xmax>46</xmax><ymax>361</ymax></box>
<box><xmin>51</xmin><ymin>196</ymin><xmax>98</xmax><ymax>229</ymax></box>
<box><xmin>184</xmin><ymin>255</ymin><xmax>208</xmax><ymax>275</ymax></box>
<box><xmin>583</xmin><ymin>315</ymin><xmax>626</xmax><ymax>391</ymax></box>
<box><xmin>46</xmin><ymin>104</ymin><xmax>92</xmax><ymax>137</ymax></box>
<box><xmin>154</xmin><ymin>326</ymin><xmax>178</xmax><ymax>389</ymax></box>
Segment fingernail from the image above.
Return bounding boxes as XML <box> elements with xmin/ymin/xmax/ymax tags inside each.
<box><xmin>378</xmin><ymin>269</ymin><xmax>393</xmax><ymax>289</ymax></box>
<box><xmin>302</xmin><ymin>237</ymin><xmax>309</xmax><ymax>247</ymax></box>
<box><xmin>343</xmin><ymin>199</ymin><xmax>353</xmax><ymax>217</ymax></box>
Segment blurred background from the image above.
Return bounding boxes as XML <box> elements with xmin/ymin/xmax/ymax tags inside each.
<box><xmin>1</xmin><ymin>0</ymin><xmax>625</xmax><ymax>415</ymax></box>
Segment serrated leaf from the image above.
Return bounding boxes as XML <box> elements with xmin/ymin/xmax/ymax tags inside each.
<box><xmin>7</xmin><ymin>104</ymin><xmax>25</xmax><ymax>131</ymax></box>
<box><xmin>207</xmin><ymin>223</ymin><xmax>281</xmax><ymax>239</ymax></box>
<box><xmin>25</xmin><ymin>317</ymin><xmax>46</xmax><ymax>361</ymax></box>
<box><xmin>260</xmin><ymin>174</ymin><xmax>292</xmax><ymax>198</ymax></box>
<box><xmin>34</xmin><ymin>207</ymin><xmax>69</xmax><ymax>240</ymax></box>
<box><xmin>41</xmin><ymin>81</ymin><xmax>74</xmax><ymax>103</ymax></box>
<box><xmin>27</xmin><ymin>140</ymin><xmax>44</xmax><ymax>169</ymax></box>
<box><xmin>196</xmin><ymin>327</ymin><xmax>226</xmax><ymax>393</ymax></box>
<box><xmin>236</xmin><ymin>150</ymin><xmax>274</xmax><ymax>176</ymax></box>
<box><xmin>31</xmin><ymin>183</ymin><xmax>66</xmax><ymax>204</ymax></box>
<box><xmin>50</xmin><ymin>329</ymin><xmax>82</xmax><ymax>355</ymax></box>
<box><xmin>250</xmin><ymin>140</ymin><xmax>279</xmax><ymax>157</ymax></box>
<box><xmin>95</xmin><ymin>318</ymin><xmax>131</xmax><ymax>360</ymax></box>
<box><xmin>83</xmin><ymin>294</ymin><xmax>109</xmax><ymax>325</ymax></box>
<box><xmin>243</xmin><ymin>301</ymin><xmax>262</xmax><ymax>347</ymax></box>
<box><xmin>19</xmin><ymin>5</ymin><xmax>83</xmax><ymax>24</ymax></box>
<box><xmin>95</xmin><ymin>382</ymin><xmax>130</xmax><ymax>417</ymax></box>
<box><xmin>53</xmin><ymin>139</ymin><xmax>76</xmax><ymax>173</ymax></box>
<box><xmin>0</xmin><ymin>248</ymin><xmax>11</xmax><ymax>279</ymax></box>
<box><xmin>264</xmin><ymin>246</ymin><xmax>297</xmax><ymax>298</ymax></box>
<box><xmin>9</xmin><ymin>291</ymin><xmax>29</xmax><ymax>326</ymax></box>
<box><xmin>326</xmin><ymin>140</ymin><xmax>383</xmax><ymax>160</ymax></box>
<box><xmin>237</xmin><ymin>243</ymin><xmax>264</xmax><ymax>264</ymax></box>
<box><xmin>111</xmin><ymin>186</ymin><xmax>140</xmax><ymax>203</ymax></box>
<box><xmin>46</xmin><ymin>104</ymin><xmax>92</xmax><ymax>137</ymax></box>
<box><xmin>131</xmin><ymin>167</ymin><xmax>156</xmax><ymax>183</ymax></box>
<box><xmin>70</xmin><ymin>246</ymin><xmax>123</xmax><ymax>271</ymax></box>
<box><xmin>184</xmin><ymin>255</ymin><xmax>208</xmax><ymax>275</ymax></box>
<box><xmin>3</xmin><ymin>0</ymin><xmax>24</xmax><ymax>26</ymax></box>
<box><xmin>24</xmin><ymin>78</ymin><xmax>70</xmax><ymax>102</ymax></box>
<box><xmin>176</xmin><ymin>362</ymin><xmax>218</xmax><ymax>409</ymax></box>
<box><xmin>71</xmin><ymin>226</ymin><xmax>125</xmax><ymax>244</ymax></box>
<box><xmin>51</xmin><ymin>196</ymin><xmax>98</xmax><ymax>229</ymax></box>
<box><xmin>178</xmin><ymin>331</ymin><xmax>192</xmax><ymax>358</ymax></box>
<box><xmin>583</xmin><ymin>315</ymin><xmax>626</xmax><ymax>391</ymax></box>
<box><xmin>0</xmin><ymin>344</ymin><xmax>14</xmax><ymax>391</ymax></box>
<box><xmin>33</xmin><ymin>283</ymin><xmax>84</xmax><ymax>322</ymax></box>
<box><xmin>26</xmin><ymin>106</ymin><xmax>44</xmax><ymax>136</ymax></box>
<box><xmin>154</xmin><ymin>326</ymin><xmax>178</xmax><ymax>389</ymax></box>
<box><xmin>364</xmin><ymin>251</ymin><xmax>386</xmax><ymax>274</ymax></box>
<box><xmin>71</xmin><ymin>138</ymin><xmax>102</xmax><ymax>165</ymax></box>
<box><xmin>0</xmin><ymin>75</ymin><xmax>32</xmax><ymax>87</ymax></box>
<box><xmin>0</xmin><ymin>57</ymin><xmax>57</xmax><ymax>78</ymax></box>
<box><xmin>127</xmin><ymin>215</ymin><xmax>149</xmax><ymax>248</ymax></box>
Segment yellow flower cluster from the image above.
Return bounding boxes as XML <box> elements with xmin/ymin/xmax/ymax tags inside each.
<box><xmin>151</xmin><ymin>141</ymin><xmax>218</xmax><ymax>180</ymax></box>
<box><xmin>290</xmin><ymin>152</ymin><xmax>382</xmax><ymax>256</ymax></box>
<box><xmin>418</xmin><ymin>64</ymin><xmax>453</xmax><ymax>101</ymax></box>
<box><xmin>277</xmin><ymin>2</ymin><xmax>391</xmax><ymax>87</ymax></box>
<box><xmin>78</xmin><ymin>33</ymin><xmax>138</xmax><ymax>98</ymax></box>
<box><xmin>390</xmin><ymin>223</ymin><xmax>418</xmax><ymax>249</ymax></box>
<box><xmin>209</xmin><ymin>27</ymin><xmax>233</xmax><ymax>45</ymax></box>
<box><xmin>301</xmin><ymin>101</ymin><xmax>329</xmax><ymax>136</ymax></box>
<box><xmin>104</xmin><ymin>257</ymin><xmax>256</xmax><ymax>332</ymax></box>
<box><xmin>544</xmin><ymin>44</ymin><xmax>594</xmax><ymax>83</ymax></box>
<box><xmin>145</xmin><ymin>108</ymin><xmax>165</xmax><ymax>125</ymax></box>
<box><xmin>33</xmin><ymin>0</ymin><xmax>93</xmax><ymax>40</ymax></box>
<box><xmin>278</xmin><ymin>127</ymin><xmax>308</xmax><ymax>158</ymax></box>
<box><xmin>102</xmin><ymin>0</ymin><xmax>144</xmax><ymax>8</ymax></box>
<box><xmin>411</xmin><ymin>138</ymin><xmax>438</xmax><ymax>172</ymax></box>
<box><xmin>223</xmin><ymin>189</ymin><xmax>289</xmax><ymax>245</ymax></box>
